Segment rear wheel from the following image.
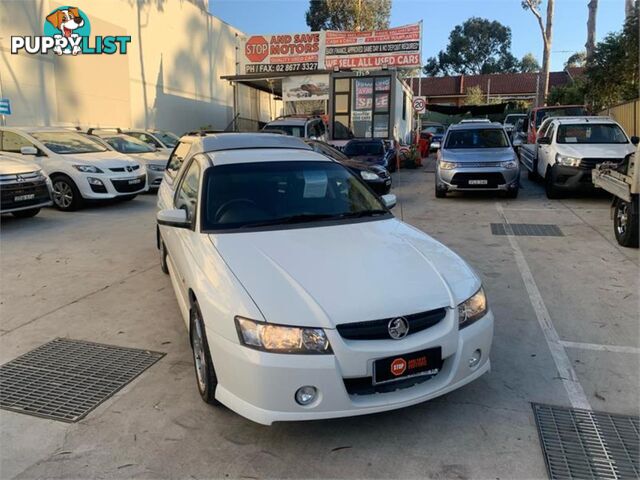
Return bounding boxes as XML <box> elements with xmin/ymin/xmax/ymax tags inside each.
<box><xmin>12</xmin><ymin>208</ymin><xmax>41</xmax><ymax>218</ymax></box>
<box><xmin>51</xmin><ymin>175</ymin><xmax>83</xmax><ymax>211</ymax></box>
<box><xmin>190</xmin><ymin>300</ymin><xmax>220</xmax><ymax>405</ymax></box>
<box><xmin>614</xmin><ymin>199</ymin><xmax>639</xmax><ymax>248</ymax></box>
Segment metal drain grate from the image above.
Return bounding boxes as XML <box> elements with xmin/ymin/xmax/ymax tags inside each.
<box><xmin>0</xmin><ymin>338</ymin><xmax>164</xmax><ymax>422</ymax></box>
<box><xmin>491</xmin><ymin>223</ymin><xmax>564</xmax><ymax>237</ymax></box>
<box><xmin>532</xmin><ymin>403</ymin><xmax>640</xmax><ymax>479</ymax></box>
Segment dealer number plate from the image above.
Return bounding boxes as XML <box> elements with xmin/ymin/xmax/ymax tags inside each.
<box><xmin>468</xmin><ymin>179</ymin><xmax>488</xmax><ymax>185</ymax></box>
<box><xmin>14</xmin><ymin>194</ymin><xmax>35</xmax><ymax>202</ymax></box>
<box><xmin>128</xmin><ymin>178</ymin><xmax>141</xmax><ymax>185</ymax></box>
<box><xmin>373</xmin><ymin>347</ymin><xmax>442</xmax><ymax>385</ymax></box>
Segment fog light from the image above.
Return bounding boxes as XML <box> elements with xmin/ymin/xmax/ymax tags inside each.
<box><xmin>87</xmin><ymin>177</ymin><xmax>104</xmax><ymax>186</ymax></box>
<box><xmin>468</xmin><ymin>349</ymin><xmax>481</xmax><ymax>368</ymax></box>
<box><xmin>295</xmin><ymin>386</ymin><xmax>317</xmax><ymax>406</ymax></box>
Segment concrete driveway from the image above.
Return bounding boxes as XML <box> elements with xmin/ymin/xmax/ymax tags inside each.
<box><xmin>1</xmin><ymin>164</ymin><xmax>638</xmax><ymax>479</ymax></box>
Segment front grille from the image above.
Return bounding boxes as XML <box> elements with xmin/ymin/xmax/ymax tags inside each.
<box><xmin>0</xmin><ymin>171</ymin><xmax>43</xmax><ymax>185</ymax></box>
<box><xmin>580</xmin><ymin>158</ymin><xmax>623</xmax><ymax>170</ymax></box>
<box><xmin>111</xmin><ymin>175</ymin><xmax>146</xmax><ymax>193</ymax></box>
<box><xmin>456</xmin><ymin>162</ymin><xmax>504</xmax><ymax>168</ymax></box>
<box><xmin>451</xmin><ymin>172</ymin><xmax>506</xmax><ymax>188</ymax></box>
<box><xmin>109</xmin><ymin>165</ymin><xmax>140</xmax><ymax>173</ymax></box>
<box><xmin>336</xmin><ymin>308</ymin><xmax>447</xmax><ymax>340</ymax></box>
<box><xmin>0</xmin><ymin>180</ymin><xmax>50</xmax><ymax>210</ymax></box>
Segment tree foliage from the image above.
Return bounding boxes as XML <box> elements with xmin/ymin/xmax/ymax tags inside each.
<box><xmin>464</xmin><ymin>86</ymin><xmax>485</xmax><ymax>105</ymax></box>
<box><xmin>423</xmin><ymin>17</ymin><xmax>535</xmax><ymax>76</ymax></box>
<box><xmin>305</xmin><ymin>0</ymin><xmax>391</xmax><ymax>31</ymax></box>
<box><xmin>565</xmin><ymin>51</ymin><xmax>586</xmax><ymax>68</ymax></box>
<box><xmin>547</xmin><ymin>79</ymin><xmax>586</xmax><ymax>105</ymax></box>
<box><xmin>584</xmin><ymin>4</ymin><xmax>639</xmax><ymax>110</ymax></box>
<box><xmin>520</xmin><ymin>53</ymin><xmax>541</xmax><ymax>72</ymax></box>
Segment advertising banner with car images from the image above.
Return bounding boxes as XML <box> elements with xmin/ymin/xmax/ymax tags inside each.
<box><xmin>282</xmin><ymin>74</ymin><xmax>330</xmax><ymax>101</ymax></box>
<box><xmin>240</xmin><ymin>32</ymin><xmax>324</xmax><ymax>74</ymax></box>
<box><xmin>239</xmin><ymin>23</ymin><xmax>422</xmax><ymax>74</ymax></box>
<box><xmin>324</xmin><ymin>23</ymin><xmax>422</xmax><ymax>70</ymax></box>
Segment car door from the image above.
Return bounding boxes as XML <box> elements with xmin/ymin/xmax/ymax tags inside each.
<box><xmin>537</xmin><ymin>123</ymin><xmax>556</xmax><ymax>177</ymax></box>
<box><xmin>162</xmin><ymin>155</ymin><xmax>203</xmax><ymax>306</ymax></box>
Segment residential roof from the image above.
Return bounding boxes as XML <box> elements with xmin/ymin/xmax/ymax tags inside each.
<box><xmin>413</xmin><ymin>68</ymin><xmax>585</xmax><ymax>97</ymax></box>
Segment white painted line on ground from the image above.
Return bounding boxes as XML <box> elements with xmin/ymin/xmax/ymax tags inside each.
<box><xmin>495</xmin><ymin>202</ymin><xmax>592</xmax><ymax>411</ymax></box>
<box><xmin>560</xmin><ymin>340</ymin><xmax>640</xmax><ymax>355</ymax></box>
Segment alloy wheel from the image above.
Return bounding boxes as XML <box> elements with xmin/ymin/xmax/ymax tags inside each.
<box><xmin>616</xmin><ymin>202</ymin><xmax>628</xmax><ymax>236</ymax></box>
<box><xmin>52</xmin><ymin>181</ymin><xmax>73</xmax><ymax>209</ymax></box>
<box><xmin>191</xmin><ymin>316</ymin><xmax>207</xmax><ymax>393</ymax></box>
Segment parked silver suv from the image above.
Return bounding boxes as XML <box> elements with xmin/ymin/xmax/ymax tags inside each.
<box><xmin>435</xmin><ymin>122</ymin><xmax>519</xmax><ymax>198</ymax></box>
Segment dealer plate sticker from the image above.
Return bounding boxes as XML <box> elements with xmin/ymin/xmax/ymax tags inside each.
<box><xmin>468</xmin><ymin>179</ymin><xmax>488</xmax><ymax>185</ymax></box>
<box><xmin>128</xmin><ymin>179</ymin><xmax>141</xmax><ymax>185</ymax></box>
<box><xmin>14</xmin><ymin>194</ymin><xmax>35</xmax><ymax>202</ymax></box>
<box><xmin>373</xmin><ymin>347</ymin><xmax>442</xmax><ymax>385</ymax></box>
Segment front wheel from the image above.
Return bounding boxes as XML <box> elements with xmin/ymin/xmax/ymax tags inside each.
<box><xmin>614</xmin><ymin>199</ymin><xmax>639</xmax><ymax>248</ymax></box>
<box><xmin>190</xmin><ymin>301</ymin><xmax>220</xmax><ymax>405</ymax></box>
<box><xmin>51</xmin><ymin>175</ymin><xmax>83</xmax><ymax>211</ymax></box>
<box><xmin>12</xmin><ymin>208</ymin><xmax>41</xmax><ymax>218</ymax></box>
<box><xmin>545</xmin><ymin>169</ymin><xmax>562</xmax><ymax>199</ymax></box>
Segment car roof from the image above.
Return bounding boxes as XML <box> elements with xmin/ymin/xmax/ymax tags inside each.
<box><xmin>1</xmin><ymin>126</ymin><xmax>80</xmax><ymax>134</ymax></box>
<box><xmin>208</xmin><ymin>147</ymin><xmax>333</xmax><ymax>166</ymax></box>
<box><xmin>548</xmin><ymin>116</ymin><xmax>617</xmax><ymax>125</ymax></box>
<box><xmin>460</xmin><ymin>118</ymin><xmax>491</xmax><ymax>123</ymax></box>
<box><xmin>265</xmin><ymin>118</ymin><xmax>309</xmax><ymax>126</ymax></box>
<box><xmin>448</xmin><ymin>122</ymin><xmax>504</xmax><ymax>131</ymax></box>
<box><xmin>184</xmin><ymin>132</ymin><xmax>313</xmax><ymax>154</ymax></box>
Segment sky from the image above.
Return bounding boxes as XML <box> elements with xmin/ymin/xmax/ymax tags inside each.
<box><xmin>209</xmin><ymin>0</ymin><xmax>627</xmax><ymax>72</ymax></box>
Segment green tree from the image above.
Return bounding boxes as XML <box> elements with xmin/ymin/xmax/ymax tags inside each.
<box><xmin>423</xmin><ymin>17</ymin><xmax>520</xmax><ymax>76</ymax></box>
<box><xmin>565</xmin><ymin>51</ymin><xmax>586</xmax><ymax>68</ymax></box>
<box><xmin>584</xmin><ymin>4</ymin><xmax>639</xmax><ymax>110</ymax></box>
<box><xmin>520</xmin><ymin>53</ymin><xmax>541</xmax><ymax>72</ymax></box>
<box><xmin>305</xmin><ymin>0</ymin><xmax>391</xmax><ymax>31</ymax></box>
<box><xmin>464</xmin><ymin>86</ymin><xmax>485</xmax><ymax>105</ymax></box>
<box><xmin>547</xmin><ymin>79</ymin><xmax>586</xmax><ymax>105</ymax></box>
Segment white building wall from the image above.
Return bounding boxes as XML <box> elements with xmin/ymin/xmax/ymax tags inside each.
<box><xmin>0</xmin><ymin>0</ymin><xmax>271</xmax><ymax>133</ymax></box>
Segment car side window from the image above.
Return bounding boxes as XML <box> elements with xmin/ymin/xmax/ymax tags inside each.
<box><xmin>546</xmin><ymin>124</ymin><xmax>556</xmax><ymax>142</ymax></box>
<box><xmin>139</xmin><ymin>133</ymin><xmax>162</xmax><ymax>148</ymax></box>
<box><xmin>174</xmin><ymin>159</ymin><xmax>201</xmax><ymax>224</ymax></box>
<box><xmin>167</xmin><ymin>141</ymin><xmax>192</xmax><ymax>177</ymax></box>
<box><xmin>1</xmin><ymin>131</ymin><xmax>32</xmax><ymax>153</ymax></box>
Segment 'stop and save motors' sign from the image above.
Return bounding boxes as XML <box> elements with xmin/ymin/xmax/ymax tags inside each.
<box><xmin>239</xmin><ymin>23</ymin><xmax>421</xmax><ymax>75</ymax></box>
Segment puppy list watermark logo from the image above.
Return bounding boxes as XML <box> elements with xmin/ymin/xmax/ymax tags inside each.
<box><xmin>11</xmin><ymin>6</ymin><xmax>131</xmax><ymax>56</ymax></box>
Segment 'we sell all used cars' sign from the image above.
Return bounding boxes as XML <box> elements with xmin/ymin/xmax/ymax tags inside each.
<box><xmin>239</xmin><ymin>23</ymin><xmax>422</xmax><ymax>75</ymax></box>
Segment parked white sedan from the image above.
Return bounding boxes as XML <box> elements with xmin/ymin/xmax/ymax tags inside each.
<box><xmin>157</xmin><ymin>133</ymin><xmax>493</xmax><ymax>425</ymax></box>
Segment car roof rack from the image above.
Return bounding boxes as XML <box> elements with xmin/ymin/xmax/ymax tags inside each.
<box><xmin>87</xmin><ymin>127</ymin><xmax>123</xmax><ymax>135</ymax></box>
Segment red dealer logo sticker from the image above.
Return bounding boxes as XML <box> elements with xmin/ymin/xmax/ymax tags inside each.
<box><xmin>390</xmin><ymin>358</ymin><xmax>407</xmax><ymax>376</ymax></box>
<box><xmin>245</xmin><ymin>36</ymin><xmax>269</xmax><ymax>63</ymax></box>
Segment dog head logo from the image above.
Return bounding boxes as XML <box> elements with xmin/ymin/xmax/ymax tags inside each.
<box><xmin>43</xmin><ymin>6</ymin><xmax>90</xmax><ymax>55</ymax></box>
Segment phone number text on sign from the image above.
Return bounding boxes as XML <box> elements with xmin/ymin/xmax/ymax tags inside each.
<box><xmin>245</xmin><ymin>62</ymin><xmax>318</xmax><ymax>74</ymax></box>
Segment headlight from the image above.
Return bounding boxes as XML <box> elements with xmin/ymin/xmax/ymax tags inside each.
<box><xmin>235</xmin><ymin>317</ymin><xmax>332</xmax><ymax>354</ymax></box>
<box><xmin>458</xmin><ymin>287</ymin><xmax>488</xmax><ymax>328</ymax></box>
<box><xmin>501</xmin><ymin>160</ymin><xmax>518</xmax><ymax>169</ymax></box>
<box><xmin>33</xmin><ymin>170</ymin><xmax>46</xmax><ymax>181</ymax></box>
<box><xmin>73</xmin><ymin>165</ymin><xmax>104</xmax><ymax>173</ymax></box>
<box><xmin>439</xmin><ymin>160</ymin><xmax>457</xmax><ymax>170</ymax></box>
<box><xmin>148</xmin><ymin>164</ymin><xmax>166</xmax><ymax>172</ymax></box>
<box><xmin>360</xmin><ymin>170</ymin><xmax>379</xmax><ymax>181</ymax></box>
<box><xmin>556</xmin><ymin>154</ymin><xmax>581</xmax><ymax>167</ymax></box>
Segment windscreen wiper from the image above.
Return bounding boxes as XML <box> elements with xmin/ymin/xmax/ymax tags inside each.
<box><xmin>247</xmin><ymin>213</ymin><xmax>340</xmax><ymax>227</ymax></box>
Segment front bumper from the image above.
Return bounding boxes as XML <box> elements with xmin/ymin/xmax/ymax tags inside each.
<box><xmin>146</xmin><ymin>167</ymin><xmax>165</xmax><ymax>189</ymax></box>
<box><xmin>0</xmin><ymin>179</ymin><xmax>52</xmax><ymax>213</ymax></box>
<box><xmin>549</xmin><ymin>165</ymin><xmax>597</xmax><ymax>191</ymax></box>
<box><xmin>207</xmin><ymin>310</ymin><xmax>493</xmax><ymax>425</ymax></box>
<box><xmin>437</xmin><ymin>165</ymin><xmax>520</xmax><ymax>191</ymax></box>
<box><xmin>77</xmin><ymin>172</ymin><xmax>148</xmax><ymax>199</ymax></box>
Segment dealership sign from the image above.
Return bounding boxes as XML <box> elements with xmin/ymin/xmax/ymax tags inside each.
<box><xmin>239</xmin><ymin>23</ymin><xmax>421</xmax><ymax>74</ymax></box>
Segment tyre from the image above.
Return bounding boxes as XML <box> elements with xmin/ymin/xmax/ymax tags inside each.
<box><xmin>544</xmin><ymin>169</ymin><xmax>562</xmax><ymax>199</ymax></box>
<box><xmin>504</xmin><ymin>187</ymin><xmax>519</xmax><ymax>199</ymax></box>
<box><xmin>159</xmin><ymin>239</ymin><xmax>169</xmax><ymax>275</ymax></box>
<box><xmin>435</xmin><ymin>187</ymin><xmax>447</xmax><ymax>198</ymax></box>
<box><xmin>613</xmin><ymin>199</ymin><xmax>639</xmax><ymax>248</ymax></box>
<box><xmin>12</xmin><ymin>208</ymin><xmax>41</xmax><ymax>218</ymax></box>
<box><xmin>120</xmin><ymin>194</ymin><xmax>137</xmax><ymax>201</ymax></box>
<box><xmin>189</xmin><ymin>300</ymin><xmax>220</xmax><ymax>405</ymax></box>
<box><xmin>51</xmin><ymin>175</ymin><xmax>83</xmax><ymax>211</ymax></box>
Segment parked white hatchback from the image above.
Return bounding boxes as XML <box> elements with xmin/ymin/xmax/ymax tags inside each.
<box><xmin>0</xmin><ymin>127</ymin><xmax>148</xmax><ymax>210</ymax></box>
<box><xmin>157</xmin><ymin>133</ymin><xmax>493</xmax><ymax>425</ymax></box>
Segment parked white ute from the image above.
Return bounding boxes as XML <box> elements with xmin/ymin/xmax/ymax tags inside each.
<box><xmin>533</xmin><ymin>117</ymin><xmax>639</xmax><ymax>198</ymax></box>
<box><xmin>157</xmin><ymin>133</ymin><xmax>493</xmax><ymax>425</ymax></box>
<box><xmin>0</xmin><ymin>127</ymin><xmax>148</xmax><ymax>210</ymax></box>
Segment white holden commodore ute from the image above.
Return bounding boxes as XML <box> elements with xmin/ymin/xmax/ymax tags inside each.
<box><xmin>156</xmin><ymin>133</ymin><xmax>493</xmax><ymax>425</ymax></box>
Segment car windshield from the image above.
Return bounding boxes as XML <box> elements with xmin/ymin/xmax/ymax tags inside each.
<box><xmin>557</xmin><ymin>124</ymin><xmax>629</xmax><ymax>144</ymax></box>
<box><xmin>504</xmin><ymin>115</ymin><xmax>525</xmax><ymax>125</ymax></box>
<box><xmin>423</xmin><ymin>126</ymin><xmax>445</xmax><ymax>135</ymax></box>
<box><xmin>154</xmin><ymin>131</ymin><xmax>179</xmax><ymax>147</ymax></box>
<box><xmin>30</xmin><ymin>131</ymin><xmax>108</xmax><ymax>154</ymax></box>
<box><xmin>264</xmin><ymin>125</ymin><xmax>304</xmax><ymax>137</ymax></box>
<box><xmin>103</xmin><ymin>135</ymin><xmax>156</xmax><ymax>153</ymax></box>
<box><xmin>536</xmin><ymin>107</ymin><xmax>587</xmax><ymax>126</ymax></box>
<box><xmin>445</xmin><ymin>129</ymin><xmax>510</xmax><ymax>149</ymax></box>
<box><xmin>344</xmin><ymin>141</ymin><xmax>384</xmax><ymax>156</ymax></box>
<box><xmin>202</xmin><ymin>161</ymin><xmax>388</xmax><ymax>231</ymax></box>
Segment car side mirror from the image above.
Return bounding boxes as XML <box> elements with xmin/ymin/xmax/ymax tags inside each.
<box><xmin>631</xmin><ymin>136</ymin><xmax>639</xmax><ymax>146</ymax></box>
<box><xmin>20</xmin><ymin>146</ymin><xmax>38</xmax><ymax>155</ymax></box>
<box><xmin>381</xmin><ymin>194</ymin><xmax>397</xmax><ymax>209</ymax></box>
<box><xmin>537</xmin><ymin>136</ymin><xmax>551</xmax><ymax>145</ymax></box>
<box><xmin>157</xmin><ymin>208</ymin><xmax>191</xmax><ymax>229</ymax></box>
